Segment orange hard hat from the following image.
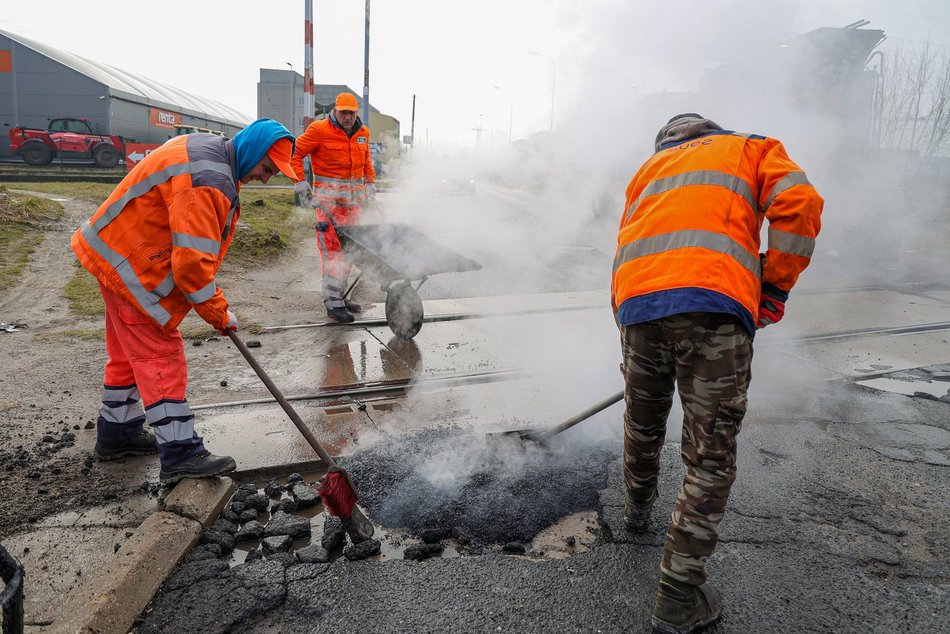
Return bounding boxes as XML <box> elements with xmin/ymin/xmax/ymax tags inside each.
<box><xmin>335</xmin><ymin>92</ymin><xmax>359</xmax><ymax>112</ymax></box>
<box><xmin>266</xmin><ymin>137</ymin><xmax>297</xmax><ymax>180</ymax></box>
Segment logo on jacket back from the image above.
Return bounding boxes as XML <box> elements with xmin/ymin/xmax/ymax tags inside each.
<box><xmin>666</xmin><ymin>138</ymin><xmax>713</xmax><ymax>153</ymax></box>
<box><xmin>357</xmin><ymin>137</ymin><xmax>367</xmax><ymax>144</ymax></box>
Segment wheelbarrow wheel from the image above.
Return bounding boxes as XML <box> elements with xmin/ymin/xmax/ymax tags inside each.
<box><xmin>385</xmin><ymin>282</ymin><xmax>423</xmax><ymax>339</ymax></box>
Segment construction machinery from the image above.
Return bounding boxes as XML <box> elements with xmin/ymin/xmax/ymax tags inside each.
<box><xmin>8</xmin><ymin>117</ymin><xmax>124</xmax><ymax>167</ymax></box>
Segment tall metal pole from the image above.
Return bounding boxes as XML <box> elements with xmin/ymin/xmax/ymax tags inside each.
<box><xmin>410</xmin><ymin>94</ymin><xmax>416</xmax><ymax>150</ymax></box>
<box><xmin>362</xmin><ymin>0</ymin><xmax>371</xmax><ymax>127</ymax></box>
<box><xmin>529</xmin><ymin>51</ymin><xmax>555</xmax><ymax>132</ymax></box>
<box><xmin>304</xmin><ymin>0</ymin><xmax>314</xmax><ymax>184</ymax></box>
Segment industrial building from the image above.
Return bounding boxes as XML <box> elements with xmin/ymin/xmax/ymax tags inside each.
<box><xmin>0</xmin><ymin>29</ymin><xmax>252</xmax><ymax>160</ymax></box>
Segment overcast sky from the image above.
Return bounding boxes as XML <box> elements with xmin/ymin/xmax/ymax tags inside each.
<box><xmin>3</xmin><ymin>0</ymin><xmax>949</xmax><ymax>146</ymax></box>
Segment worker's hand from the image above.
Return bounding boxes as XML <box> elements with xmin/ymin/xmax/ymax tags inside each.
<box><xmin>756</xmin><ymin>284</ymin><xmax>788</xmax><ymax>329</ymax></box>
<box><xmin>218</xmin><ymin>310</ymin><xmax>238</xmax><ymax>336</ymax></box>
<box><xmin>365</xmin><ymin>183</ymin><xmax>377</xmax><ymax>200</ymax></box>
<box><xmin>295</xmin><ymin>181</ymin><xmax>312</xmax><ymax>197</ymax></box>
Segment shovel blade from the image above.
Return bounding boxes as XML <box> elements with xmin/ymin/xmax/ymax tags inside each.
<box><xmin>341</xmin><ymin>507</ymin><xmax>375</xmax><ymax>543</ymax></box>
<box><xmin>485</xmin><ymin>428</ymin><xmax>550</xmax><ymax>448</ymax></box>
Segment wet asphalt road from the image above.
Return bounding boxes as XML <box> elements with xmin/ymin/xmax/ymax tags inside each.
<box><xmin>138</xmin><ymin>375</ymin><xmax>949</xmax><ymax>633</ymax></box>
<box><xmin>138</xmin><ymin>184</ymin><xmax>950</xmax><ymax>632</ymax></box>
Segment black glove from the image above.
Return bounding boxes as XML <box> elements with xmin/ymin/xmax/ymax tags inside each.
<box><xmin>315</xmin><ymin>221</ymin><xmax>330</xmax><ymax>232</ymax></box>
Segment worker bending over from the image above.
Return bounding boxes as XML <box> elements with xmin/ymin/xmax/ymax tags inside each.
<box><xmin>71</xmin><ymin>118</ymin><xmax>299</xmax><ymax>484</ymax></box>
<box><xmin>611</xmin><ymin>113</ymin><xmax>823</xmax><ymax>633</ymax></box>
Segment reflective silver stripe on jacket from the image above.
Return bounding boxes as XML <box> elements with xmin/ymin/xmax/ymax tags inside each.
<box><xmin>172</xmin><ymin>232</ymin><xmax>221</xmax><ymax>255</ymax></box>
<box><xmin>613</xmin><ymin>229</ymin><xmax>761</xmax><ymax>278</ymax></box>
<box><xmin>222</xmin><ymin>203</ymin><xmax>238</xmax><ymax>240</ymax></box>
<box><xmin>184</xmin><ymin>280</ymin><xmax>216</xmax><ymax>304</ymax></box>
<box><xmin>79</xmin><ymin>220</ymin><xmax>173</xmax><ymax>325</ymax></box>
<box><xmin>80</xmin><ymin>156</ymin><xmax>233</xmax><ymax>326</ymax></box>
<box><xmin>92</xmin><ymin>160</ymin><xmax>232</xmax><ymax>233</ymax></box>
<box><xmin>762</xmin><ymin>171</ymin><xmax>811</xmax><ymax>212</ymax></box>
<box><xmin>145</xmin><ymin>400</ymin><xmax>193</xmax><ymax>424</ymax></box>
<box><xmin>314</xmin><ymin>174</ymin><xmax>364</xmax><ymax>186</ymax></box>
<box><xmin>625</xmin><ymin>170</ymin><xmax>757</xmax><ymax>221</ymax></box>
<box><xmin>153</xmin><ymin>272</ymin><xmax>175</xmax><ymax>298</ymax></box>
<box><xmin>768</xmin><ymin>227</ymin><xmax>815</xmax><ymax>258</ymax></box>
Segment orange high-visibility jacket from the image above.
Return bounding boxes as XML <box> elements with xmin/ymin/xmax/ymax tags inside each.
<box><xmin>70</xmin><ymin>134</ymin><xmax>240</xmax><ymax>332</ymax></box>
<box><xmin>611</xmin><ymin>129</ymin><xmax>823</xmax><ymax>334</ymax></box>
<box><xmin>290</xmin><ymin>117</ymin><xmax>375</xmax><ymax>210</ymax></box>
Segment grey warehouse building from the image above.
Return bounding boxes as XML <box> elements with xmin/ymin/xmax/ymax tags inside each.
<box><xmin>0</xmin><ymin>28</ymin><xmax>252</xmax><ymax>158</ymax></box>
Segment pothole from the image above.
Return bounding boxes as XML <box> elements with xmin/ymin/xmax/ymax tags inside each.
<box><xmin>855</xmin><ymin>364</ymin><xmax>950</xmax><ymax>402</ymax></box>
<box><xmin>200</xmin><ymin>424</ymin><xmax>615</xmax><ymax>568</ymax></box>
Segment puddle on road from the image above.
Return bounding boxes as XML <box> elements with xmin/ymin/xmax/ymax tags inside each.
<box><xmin>856</xmin><ymin>377</ymin><xmax>950</xmax><ymax>399</ymax></box>
<box><xmin>854</xmin><ymin>363</ymin><xmax>950</xmax><ymax>401</ymax></box>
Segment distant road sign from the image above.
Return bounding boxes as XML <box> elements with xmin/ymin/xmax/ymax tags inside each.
<box><xmin>124</xmin><ymin>142</ymin><xmax>161</xmax><ymax>170</ymax></box>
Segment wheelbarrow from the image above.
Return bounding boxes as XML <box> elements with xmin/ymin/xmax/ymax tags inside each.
<box><xmin>336</xmin><ymin>223</ymin><xmax>482</xmax><ymax>339</ymax></box>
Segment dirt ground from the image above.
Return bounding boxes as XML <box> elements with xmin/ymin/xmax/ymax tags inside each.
<box><xmin>0</xmin><ymin>190</ymin><xmax>379</xmax><ymax>537</ymax></box>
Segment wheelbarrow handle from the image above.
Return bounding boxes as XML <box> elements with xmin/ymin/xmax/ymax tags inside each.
<box><xmin>227</xmin><ymin>331</ymin><xmax>338</xmax><ymax>468</ymax></box>
<box><xmin>545</xmin><ymin>390</ymin><xmax>625</xmax><ymax>438</ymax></box>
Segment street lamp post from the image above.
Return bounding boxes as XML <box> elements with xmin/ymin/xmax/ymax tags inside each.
<box><xmin>529</xmin><ymin>50</ymin><xmax>555</xmax><ymax>132</ymax></box>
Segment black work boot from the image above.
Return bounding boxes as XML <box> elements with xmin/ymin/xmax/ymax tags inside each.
<box><xmin>326</xmin><ymin>306</ymin><xmax>355</xmax><ymax>323</ymax></box>
<box><xmin>159</xmin><ymin>450</ymin><xmax>237</xmax><ymax>485</ymax></box>
<box><xmin>343</xmin><ymin>300</ymin><xmax>363</xmax><ymax>313</ymax></box>
<box><xmin>624</xmin><ymin>487</ymin><xmax>657</xmax><ymax>532</ymax></box>
<box><xmin>651</xmin><ymin>576</ymin><xmax>722</xmax><ymax>634</ymax></box>
<box><xmin>95</xmin><ymin>430</ymin><xmax>157</xmax><ymax>461</ymax></box>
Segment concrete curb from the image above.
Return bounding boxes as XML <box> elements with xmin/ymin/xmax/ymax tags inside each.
<box><xmin>49</xmin><ymin>477</ymin><xmax>235</xmax><ymax>634</ymax></box>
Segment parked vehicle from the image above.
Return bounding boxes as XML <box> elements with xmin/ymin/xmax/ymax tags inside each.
<box><xmin>174</xmin><ymin>124</ymin><xmax>225</xmax><ymax>137</ymax></box>
<box><xmin>8</xmin><ymin>117</ymin><xmax>124</xmax><ymax>167</ymax></box>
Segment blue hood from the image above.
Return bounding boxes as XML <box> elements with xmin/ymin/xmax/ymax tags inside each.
<box><xmin>232</xmin><ymin>118</ymin><xmax>295</xmax><ymax>179</ymax></box>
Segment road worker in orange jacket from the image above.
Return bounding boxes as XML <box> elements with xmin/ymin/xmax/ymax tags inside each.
<box><xmin>291</xmin><ymin>92</ymin><xmax>376</xmax><ymax>323</ymax></box>
<box><xmin>611</xmin><ymin>113</ymin><xmax>823</xmax><ymax>634</ymax></box>
<box><xmin>71</xmin><ymin>118</ymin><xmax>299</xmax><ymax>484</ymax></box>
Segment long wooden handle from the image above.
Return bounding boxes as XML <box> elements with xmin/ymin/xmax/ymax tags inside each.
<box><xmin>545</xmin><ymin>390</ymin><xmax>625</xmax><ymax>438</ymax></box>
<box><xmin>228</xmin><ymin>331</ymin><xmax>337</xmax><ymax>467</ymax></box>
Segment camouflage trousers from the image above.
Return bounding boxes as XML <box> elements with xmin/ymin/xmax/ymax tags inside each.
<box><xmin>621</xmin><ymin>312</ymin><xmax>752</xmax><ymax>586</ymax></box>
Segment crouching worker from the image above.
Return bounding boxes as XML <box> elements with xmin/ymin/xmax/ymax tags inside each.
<box><xmin>70</xmin><ymin>118</ymin><xmax>299</xmax><ymax>484</ymax></box>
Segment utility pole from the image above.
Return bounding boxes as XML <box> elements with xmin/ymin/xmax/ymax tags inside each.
<box><xmin>302</xmin><ymin>0</ymin><xmax>315</xmax><ymax>199</ymax></box>
<box><xmin>362</xmin><ymin>0</ymin><xmax>371</xmax><ymax>127</ymax></box>
<box><xmin>529</xmin><ymin>51</ymin><xmax>556</xmax><ymax>132</ymax></box>
<box><xmin>410</xmin><ymin>94</ymin><xmax>416</xmax><ymax>151</ymax></box>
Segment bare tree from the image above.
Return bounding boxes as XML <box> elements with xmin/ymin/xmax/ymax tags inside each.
<box><xmin>873</xmin><ymin>43</ymin><xmax>950</xmax><ymax>158</ymax></box>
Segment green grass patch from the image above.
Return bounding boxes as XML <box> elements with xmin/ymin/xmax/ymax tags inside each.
<box><xmin>63</xmin><ymin>262</ymin><xmax>104</xmax><ymax>316</ymax></box>
<box><xmin>0</xmin><ymin>185</ymin><xmax>64</xmax><ymax>292</ymax></box>
<box><xmin>13</xmin><ymin>181</ymin><xmax>306</xmax><ymax>263</ymax></box>
<box><xmin>9</xmin><ymin>181</ymin><xmax>114</xmax><ymax>205</ymax></box>
<box><xmin>228</xmin><ymin>190</ymin><xmax>309</xmax><ymax>262</ymax></box>
<box><xmin>59</xmin><ymin>329</ymin><xmax>105</xmax><ymax>341</ymax></box>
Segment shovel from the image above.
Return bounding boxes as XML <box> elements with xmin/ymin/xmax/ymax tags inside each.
<box><xmin>227</xmin><ymin>331</ymin><xmax>375</xmax><ymax>543</ymax></box>
<box><xmin>486</xmin><ymin>390</ymin><xmax>624</xmax><ymax>447</ymax></box>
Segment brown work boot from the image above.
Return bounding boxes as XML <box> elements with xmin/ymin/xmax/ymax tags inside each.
<box><xmin>624</xmin><ymin>487</ymin><xmax>657</xmax><ymax>532</ymax></box>
<box><xmin>651</xmin><ymin>576</ymin><xmax>722</xmax><ymax>634</ymax></box>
